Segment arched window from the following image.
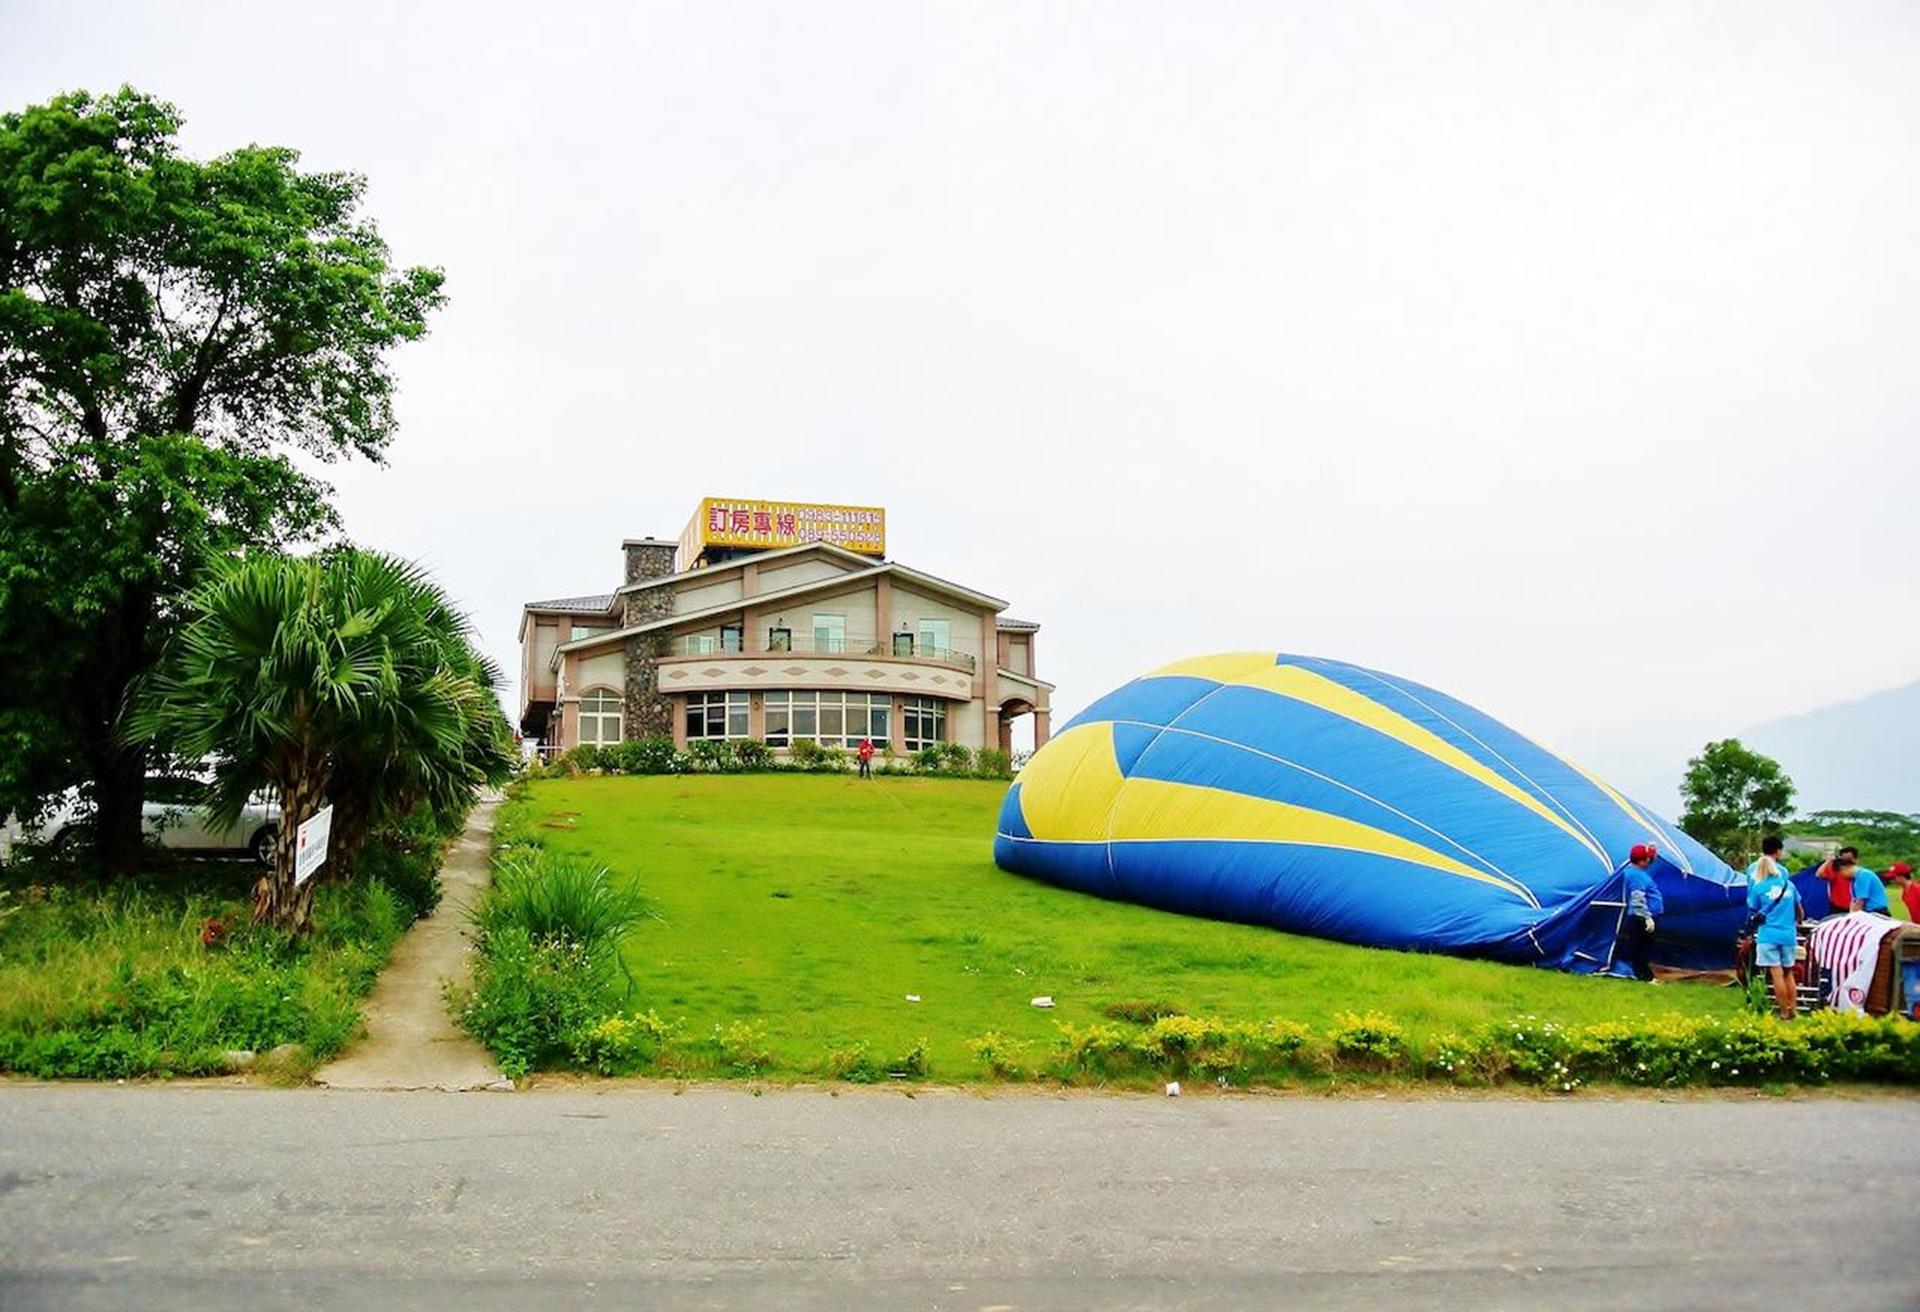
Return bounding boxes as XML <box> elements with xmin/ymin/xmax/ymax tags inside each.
<box><xmin>578</xmin><ymin>689</ymin><xmax>623</xmax><ymax>745</ymax></box>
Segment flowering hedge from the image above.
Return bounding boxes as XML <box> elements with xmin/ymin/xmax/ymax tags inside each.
<box><xmin>1028</xmin><ymin>1010</ymin><xmax>1920</xmax><ymax>1091</ymax></box>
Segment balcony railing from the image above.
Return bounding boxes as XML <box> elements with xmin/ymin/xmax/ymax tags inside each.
<box><xmin>657</xmin><ymin>631</ymin><xmax>977</xmax><ymax>672</ymax></box>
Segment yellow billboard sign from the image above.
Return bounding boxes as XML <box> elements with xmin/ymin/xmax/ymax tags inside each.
<box><xmin>679</xmin><ymin>498</ymin><xmax>886</xmax><ymax>566</ymax></box>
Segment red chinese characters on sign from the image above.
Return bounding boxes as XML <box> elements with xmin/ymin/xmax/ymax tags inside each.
<box><xmin>777</xmin><ymin>513</ymin><xmax>797</xmax><ymax>535</ymax></box>
<box><xmin>753</xmin><ymin>511</ymin><xmax>773</xmax><ymax>533</ymax></box>
<box><xmin>730</xmin><ymin>509</ymin><xmax>752</xmax><ymax>532</ymax></box>
<box><xmin>708</xmin><ymin>505</ymin><xmax>729</xmax><ymax>533</ymax></box>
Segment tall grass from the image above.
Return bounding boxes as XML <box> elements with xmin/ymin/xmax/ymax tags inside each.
<box><xmin>455</xmin><ymin>850</ymin><xmax>653</xmax><ymax>1077</ymax></box>
<box><xmin>0</xmin><ymin>878</ymin><xmax>409</xmax><ymax>1079</ymax></box>
<box><xmin>470</xmin><ymin>851</ymin><xmax>650</xmax><ymax>978</ymax></box>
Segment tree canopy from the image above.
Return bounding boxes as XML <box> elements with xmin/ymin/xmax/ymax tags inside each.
<box><xmin>0</xmin><ymin>86</ymin><xmax>445</xmax><ymax>867</ymax></box>
<box><xmin>129</xmin><ymin>548</ymin><xmax>513</xmax><ymax>931</ymax></box>
<box><xmin>1679</xmin><ymin>738</ymin><xmax>1796</xmax><ymax>867</ymax></box>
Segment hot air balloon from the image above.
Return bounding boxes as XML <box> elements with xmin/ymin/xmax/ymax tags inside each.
<box><xmin>994</xmin><ymin>653</ymin><xmax>1745</xmax><ymax>973</ymax></box>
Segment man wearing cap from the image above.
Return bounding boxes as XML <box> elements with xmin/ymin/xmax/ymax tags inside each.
<box><xmin>1616</xmin><ymin>843</ymin><xmax>1664</xmax><ymax>982</ymax></box>
<box><xmin>1886</xmin><ymin>862</ymin><xmax>1916</xmax><ymax>922</ymax></box>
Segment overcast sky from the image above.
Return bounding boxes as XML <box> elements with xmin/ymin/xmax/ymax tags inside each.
<box><xmin>6</xmin><ymin>1</ymin><xmax>1915</xmax><ymax>802</ymax></box>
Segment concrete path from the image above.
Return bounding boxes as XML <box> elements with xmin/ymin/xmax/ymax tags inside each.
<box><xmin>2</xmin><ymin>1086</ymin><xmax>1916</xmax><ymax>1310</ymax></box>
<box><xmin>313</xmin><ymin>797</ymin><xmax>507</xmax><ymax>1091</ymax></box>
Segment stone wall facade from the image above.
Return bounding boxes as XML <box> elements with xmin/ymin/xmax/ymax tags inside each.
<box><xmin>620</xmin><ymin>541</ymin><xmax>678</xmax><ymax>739</ymax></box>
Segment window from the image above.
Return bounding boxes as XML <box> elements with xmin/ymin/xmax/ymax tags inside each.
<box><xmin>768</xmin><ymin>627</ymin><xmax>792</xmax><ymax>652</ymax></box>
<box><xmin>904</xmin><ymin>696</ymin><xmax>946</xmax><ymax>751</ymax></box>
<box><xmin>763</xmin><ymin>691</ymin><xmax>891</xmax><ymax>748</ymax></box>
<box><xmin>812</xmin><ymin>613</ymin><xmax>846</xmax><ymax>654</ymax></box>
<box><xmin>570</xmin><ymin>625</ymin><xmax>603</xmax><ymax>641</ymax></box>
<box><xmin>917</xmin><ymin>618</ymin><xmax>952</xmax><ymax>659</ymax></box>
<box><xmin>686</xmin><ymin>691</ymin><xmax>750</xmax><ymax>739</ymax></box>
<box><xmin>579</xmin><ymin>690</ymin><xmax>623</xmax><ymax>745</ymax></box>
<box><xmin>892</xmin><ymin>631</ymin><xmax>914</xmax><ymax>657</ymax></box>
<box><xmin>720</xmin><ymin>624</ymin><xmax>743</xmax><ymax>653</ymax></box>
<box><xmin>686</xmin><ymin>633</ymin><xmax>717</xmax><ymax>654</ymax></box>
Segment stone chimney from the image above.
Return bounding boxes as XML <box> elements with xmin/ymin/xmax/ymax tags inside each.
<box><xmin>620</xmin><ymin>538</ymin><xmax>679</xmax><ymax>742</ymax></box>
<box><xmin>623</xmin><ymin>538</ymin><xmax>678</xmax><ymax>586</ymax></box>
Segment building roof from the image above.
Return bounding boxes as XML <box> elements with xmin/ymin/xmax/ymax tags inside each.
<box><xmin>613</xmin><ymin>540</ymin><xmax>874</xmax><ymax>595</ymax></box>
<box><xmin>526</xmin><ymin>593</ymin><xmax>618</xmax><ymax>614</ymax></box>
<box><xmin>996</xmin><ymin>616</ymin><xmax>1041</xmax><ymax>632</ymax></box>
<box><xmin>551</xmin><ymin>562</ymin><xmax>1012</xmax><ymax>667</ymax></box>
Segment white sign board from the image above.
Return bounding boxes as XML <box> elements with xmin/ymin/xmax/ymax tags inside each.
<box><xmin>294</xmin><ymin>804</ymin><xmax>333</xmax><ymax>886</ymax></box>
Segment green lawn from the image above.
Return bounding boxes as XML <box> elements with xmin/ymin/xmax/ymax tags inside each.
<box><xmin>515</xmin><ymin>775</ymin><xmax>1744</xmax><ymax>1077</ymax></box>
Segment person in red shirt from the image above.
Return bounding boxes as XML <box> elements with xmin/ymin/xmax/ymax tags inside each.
<box><xmin>856</xmin><ymin>738</ymin><xmax>875</xmax><ymax>779</ymax></box>
<box><xmin>1817</xmin><ymin>847</ymin><xmax>1863</xmax><ymax>915</ymax></box>
<box><xmin>1889</xmin><ymin>862</ymin><xmax>1918</xmax><ymax>922</ymax></box>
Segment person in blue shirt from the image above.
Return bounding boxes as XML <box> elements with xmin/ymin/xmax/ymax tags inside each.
<box><xmin>1840</xmin><ymin>856</ymin><xmax>1891</xmax><ymax>914</ymax></box>
<box><xmin>1617</xmin><ymin>843</ymin><xmax>1665</xmax><ymax>982</ymax></box>
<box><xmin>1746</xmin><ymin>836</ymin><xmax>1804</xmax><ymax>1019</ymax></box>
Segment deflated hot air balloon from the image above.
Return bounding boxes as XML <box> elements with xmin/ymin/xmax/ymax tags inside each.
<box><xmin>994</xmin><ymin>652</ymin><xmax>1746</xmax><ymax>973</ymax></box>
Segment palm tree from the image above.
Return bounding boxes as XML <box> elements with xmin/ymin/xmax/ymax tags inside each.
<box><xmin>129</xmin><ymin>548</ymin><xmax>512</xmax><ymax>932</ymax></box>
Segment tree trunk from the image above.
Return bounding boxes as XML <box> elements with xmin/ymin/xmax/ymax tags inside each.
<box><xmin>259</xmin><ymin>769</ymin><xmax>328</xmax><ymax>934</ymax></box>
<box><xmin>326</xmin><ymin>784</ymin><xmax>371</xmax><ymax>884</ymax></box>
<box><xmin>91</xmin><ymin>741</ymin><xmax>148</xmax><ymax>875</ymax></box>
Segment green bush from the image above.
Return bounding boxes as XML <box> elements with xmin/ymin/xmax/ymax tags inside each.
<box><xmin>967</xmin><ymin>1030</ymin><xmax>1027</xmax><ymax>1078</ymax></box>
<box><xmin>570</xmin><ymin>1008</ymin><xmax>675</xmax><ymax>1075</ymax></box>
<box><xmin>939</xmin><ymin>743</ymin><xmax>974</xmax><ymax>774</ymax></box>
<box><xmin>734</xmin><ymin>739</ymin><xmax>774</xmax><ymax>771</ymax></box>
<box><xmin>824</xmin><ymin>1039</ymin><xmax>886</xmax><ymax>1083</ymax></box>
<box><xmin>974</xmin><ymin>747</ymin><xmax>1013</xmax><ymax>779</ymax></box>
<box><xmin>711</xmin><ymin>1020</ymin><xmax>773</xmax><ymax>1075</ymax></box>
<box><xmin>912</xmin><ymin>745</ymin><xmax>943</xmax><ymax>773</ymax></box>
<box><xmin>686</xmin><ymin>739</ymin><xmax>738</xmax><ymax>773</ymax></box>
<box><xmin>787</xmin><ymin>740</ymin><xmax>847</xmax><ymax>772</ymax></box>
<box><xmin>1326</xmin><ymin>1011</ymin><xmax>1409</xmax><ymax>1070</ymax></box>
<box><xmin>354</xmin><ymin>815</ymin><xmax>446</xmax><ymax>921</ymax></box>
<box><xmin>604</xmin><ymin>737</ymin><xmax>686</xmax><ymax>775</ymax></box>
<box><xmin>568</xmin><ymin>744</ymin><xmax>606</xmax><ymax>773</ymax></box>
<box><xmin>450</xmin><ymin>927</ymin><xmax>608</xmax><ymax>1079</ymax></box>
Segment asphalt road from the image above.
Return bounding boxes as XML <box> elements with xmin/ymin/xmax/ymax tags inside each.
<box><xmin>1</xmin><ymin>1084</ymin><xmax>1915</xmax><ymax>1310</ymax></box>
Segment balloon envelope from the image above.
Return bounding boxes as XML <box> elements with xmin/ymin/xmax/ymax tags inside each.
<box><xmin>994</xmin><ymin>652</ymin><xmax>1745</xmax><ymax>972</ymax></box>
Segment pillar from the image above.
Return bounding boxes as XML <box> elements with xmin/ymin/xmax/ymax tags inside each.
<box><xmin>1033</xmin><ymin>709</ymin><xmax>1051</xmax><ymax>749</ymax></box>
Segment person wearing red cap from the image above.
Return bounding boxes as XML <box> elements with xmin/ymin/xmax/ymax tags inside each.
<box><xmin>1890</xmin><ymin>862</ymin><xmax>1919</xmax><ymax>922</ymax></box>
<box><xmin>1616</xmin><ymin>843</ymin><xmax>1664</xmax><ymax>982</ymax></box>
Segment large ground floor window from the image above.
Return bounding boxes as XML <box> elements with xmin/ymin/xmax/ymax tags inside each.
<box><xmin>903</xmin><ymin>696</ymin><xmax>947</xmax><ymax>751</ymax></box>
<box><xmin>765</xmin><ymin>690</ymin><xmax>891</xmax><ymax>748</ymax></box>
<box><xmin>686</xmin><ymin>690</ymin><xmax>750</xmax><ymax>739</ymax></box>
<box><xmin>578</xmin><ymin>689</ymin><xmax>624</xmax><ymax>744</ymax></box>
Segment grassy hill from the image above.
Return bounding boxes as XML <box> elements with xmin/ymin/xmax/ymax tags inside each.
<box><xmin>512</xmin><ymin>774</ymin><xmax>1742</xmax><ymax>1079</ymax></box>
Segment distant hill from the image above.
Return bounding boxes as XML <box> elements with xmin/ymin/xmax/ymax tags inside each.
<box><xmin>1738</xmin><ymin>680</ymin><xmax>1919</xmax><ymax>814</ymax></box>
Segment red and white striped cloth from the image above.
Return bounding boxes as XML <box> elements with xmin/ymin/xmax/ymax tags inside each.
<box><xmin>1809</xmin><ymin>913</ymin><xmax>1904</xmax><ymax>1014</ymax></box>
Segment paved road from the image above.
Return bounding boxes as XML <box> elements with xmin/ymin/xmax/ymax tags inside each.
<box><xmin>1</xmin><ymin>1085</ymin><xmax>1914</xmax><ymax>1310</ymax></box>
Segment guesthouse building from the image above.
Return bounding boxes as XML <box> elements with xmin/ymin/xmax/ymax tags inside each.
<box><xmin>517</xmin><ymin>498</ymin><xmax>1053</xmax><ymax>758</ymax></box>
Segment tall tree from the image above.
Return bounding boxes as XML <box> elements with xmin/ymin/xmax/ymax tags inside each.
<box><xmin>129</xmin><ymin>548</ymin><xmax>512</xmax><ymax>932</ymax></box>
<box><xmin>0</xmin><ymin>87</ymin><xmax>443</xmax><ymax>869</ymax></box>
<box><xmin>1679</xmin><ymin>738</ymin><xmax>1796</xmax><ymax>866</ymax></box>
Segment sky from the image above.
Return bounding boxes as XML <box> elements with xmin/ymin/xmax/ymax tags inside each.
<box><xmin>5</xmin><ymin>1</ymin><xmax>1916</xmax><ymax>805</ymax></box>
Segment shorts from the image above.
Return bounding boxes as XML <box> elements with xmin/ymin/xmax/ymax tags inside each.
<box><xmin>1755</xmin><ymin>941</ymin><xmax>1795</xmax><ymax>968</ymax></box>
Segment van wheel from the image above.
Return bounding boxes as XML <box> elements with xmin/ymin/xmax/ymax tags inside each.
<box><xmin>249</xmin><ymin>827</ymin><xmax>276</xmax><ymax>867</ymax></box>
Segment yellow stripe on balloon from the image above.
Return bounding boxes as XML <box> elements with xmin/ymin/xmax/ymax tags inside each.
<box><xmin>1015</xmin><ymin>719</ymin><xmax>1531</xmax><ymax>902</ymax></box>
<box><xmin>1147</xmin><ymin>654</ymin><xmax>1606</xmax><ymax>865</ymax></box>
<box><xmin>1563</xmin><ymin>756</ymin><xmax>1664</xmax><ymax>843</ymax></box>
<box><xmin>1109</xmin><ymin>778</ymin><xmax>1531</xmax><ymax>900</ymax></box>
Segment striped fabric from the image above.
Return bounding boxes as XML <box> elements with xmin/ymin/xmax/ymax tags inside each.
<box><xmin>1809</xmin><ymin>914</ymin><xmax>1904</xmax><ymax>1014</ymax></box>
<box><xmin>994</xmin><ymin>652</ymin><xmax>1743</xmax><ymax>971</ymax></box>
